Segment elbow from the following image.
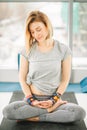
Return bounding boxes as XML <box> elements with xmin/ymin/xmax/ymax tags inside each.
<box><xmin>19</xmin><ymin>73</ymin><xmax>22</xmax><ymax>83</ymax></box>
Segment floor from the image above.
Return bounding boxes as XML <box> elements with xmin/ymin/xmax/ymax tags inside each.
<box><xmin>0</xmin><ymin>92</ymin><xmax>87</xmax><ymax>128</ymax></box>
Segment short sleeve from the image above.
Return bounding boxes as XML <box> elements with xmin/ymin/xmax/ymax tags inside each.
<box><xmin>63</xmin><ymin>46</ymin><xmax>72</xmax><ymax>60</ymax></box>
<box><xmin>20</xmin><ymin>47</ymin><xmax>28</xmax><ymax>60</ymax></box>
<box><xmin>56</xmin><ymin>41</ymin><xmax>72</xmax><ymax>61</ymax></box>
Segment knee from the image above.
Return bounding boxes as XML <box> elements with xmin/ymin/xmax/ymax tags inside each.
<box><xmin>3</xmin><ymin>105</ymin><xmax>13</xmax><ymax>119</ymax></box>
<box><xmin>72</xmin><ymin>105</ymin><xmax>86</xmax><ymax>122</ymax></box>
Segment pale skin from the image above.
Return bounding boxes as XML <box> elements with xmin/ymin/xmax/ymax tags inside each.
<box><xmin>19</xmin><ymin>21</ymin><xmax>71</xmax><ymax>121</ymax></box>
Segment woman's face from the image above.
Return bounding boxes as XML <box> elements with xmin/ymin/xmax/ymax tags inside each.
<box><xmin>29</xmin><ymin>21</ymin><xmax>48</xmax><ymax>43</ymax></box>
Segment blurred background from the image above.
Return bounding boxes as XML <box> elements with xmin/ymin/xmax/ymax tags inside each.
<box><xmin>0</xmin><ymin>1</ymin><xmax>87</xmax><ymax>82</ymax></box>
<box><xmin>1</xmin><ymin>1</ymin><xmax>87</xmax><ymax>126</ymax></box>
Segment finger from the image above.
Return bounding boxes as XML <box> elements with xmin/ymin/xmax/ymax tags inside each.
<box><xmin>37</xmin><ymin>105</ymin><xmax>48</xmax><ymax>108</ymax></box>
<box><xmin>62</xmin><ymin>100</ymin><xmax>68</xmax><ymax>104</ymax></box>
<box><xmin>59</xmin><ymin>101</ymin><xmax>67</xmax><ymax>106</ymax></box>
<box><xmin>39</xmin><ymin>101</ymin><xmax>49</xmax><ymax>104</ymax></box>
<box><xmin>39</xmin><ymin>104</ymin><xmax>50</xmax><ymax>107</ymax></box>
<box><xmin>39</xmin><ymin>102</ymin><xmax>49</xmax><ymax>106</ymax></box>
<box><xmin>37</xmin><ymin>103</ymin><xmax>51</xmax><ymax>108</ymax></box>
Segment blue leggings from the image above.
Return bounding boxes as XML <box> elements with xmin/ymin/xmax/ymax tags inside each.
<box><xmin>3</xmin><ymin>95</ymin><xmax>86</xmax><ymax>123</ymax></box>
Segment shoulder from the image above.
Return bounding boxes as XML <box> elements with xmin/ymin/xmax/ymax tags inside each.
<box><xmin>54</xmin><ymin>40</ymin><xmax>72</xmax><ymax>60</ymax></box>
<box><xmin>19</xmin><ymin>46</ymin><xmax>28</xmax><ymax>60</ymax></box>
<box><xmin>20</xmin><ymin>42</ymin><xmax>36</xmax><ymax>60</ymax></box>
<box><xmin>55</xmin><ymin>40</ymin><xmax>68</xmax><ymax>51</ymax></box>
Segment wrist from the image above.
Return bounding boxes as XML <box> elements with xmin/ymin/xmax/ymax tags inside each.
<box><xmin>50</xmin><ymin>92</ymin><xmax>61</xmax><ymax>105</ymax></box>
<box><xmin>56</xmin><ymin>92</ymin><xmax>61</xmax><ymax>98</ymax></box>
<box><xmin>50</xmin><ymin>98</ymin><xmax>56</xmax><ymax>105</ymax></box>
<box><xmin>26</xmin><ymin>95</ymin><xmax>33</xmax><ymax>99</ymax></box>
<box><xmin>26</xmin><ymin>95</ymin><xmax>35</xmax><ymax>105</ymax></box>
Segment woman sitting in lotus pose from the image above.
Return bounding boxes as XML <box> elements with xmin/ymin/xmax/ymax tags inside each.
<box><xmin>3</xmin><ymin>10</ymin><xmax>86</xmax><ymax>123</ymax></box>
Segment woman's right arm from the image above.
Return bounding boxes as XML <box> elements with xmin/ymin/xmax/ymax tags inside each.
<box><xmin>19</xmin><ymin>55</ymin><xmax>32</xmax><ymax>97</ymax></box>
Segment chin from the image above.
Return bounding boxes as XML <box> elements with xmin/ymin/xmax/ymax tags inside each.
<box><xmin>38</xmin><ymin>38</ymin><xmax>46</xmax><ymax>43</ymax></box>
<box><xmin>37</xmin><ymin>39</ymin><xmax>43</xmax><ymax>43</ymax></box>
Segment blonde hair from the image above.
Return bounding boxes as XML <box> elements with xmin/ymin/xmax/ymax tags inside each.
<box><xmin>25</xmin><ymin>10</ymin><xmax>53</xmax><ymax>54</ymax></box>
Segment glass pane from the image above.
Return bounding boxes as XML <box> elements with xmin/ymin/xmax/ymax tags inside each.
<box><xmin>40</xmin><ymin>3</ymin><xmax>68</xmax><ymax>45</ymax></box>
<box><xmin>0</xmin><ymin>2</ymin><xmax>68</xmax><ymax>69</ymax></box>
<box><xmin>73</xmin><ymin>3</ymin><xmax>87</xmax><ymax>67</ymax></box>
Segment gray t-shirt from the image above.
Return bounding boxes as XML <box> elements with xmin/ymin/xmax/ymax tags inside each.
<box><xmin>20</xmin><ymin>40</ymin><xmax>72</xmax><ymax>95</ymax></box>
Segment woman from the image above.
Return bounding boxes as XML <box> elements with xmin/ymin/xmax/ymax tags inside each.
<box><xmin>3</xmin><ymin>10</ymin><xmax>86</xmax><ymax>123</ymax></box>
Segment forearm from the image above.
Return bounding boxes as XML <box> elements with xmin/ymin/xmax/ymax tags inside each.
<box><xmin>56</xmin><ymin>80</ymin><xmax>69</xmax><ymax>95</ymax></box>
<box><xmin>20</xmin><ymin>80</ymin><xmax>32</xmax><ymax>97</ymax></box>
<box><xmin>57</xmin><ymin>56</ymin><xmax>71</xmax><ymax>95</ymax></box>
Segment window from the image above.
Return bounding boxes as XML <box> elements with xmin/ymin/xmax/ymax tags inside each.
<box><xmin>40</xmin><ymin>3</ymin><xmax>68</xmax><ymax>45</ymax></box>
<box><xmin>0</xmin><ymin>2</ymin><xmax>68</xmax><ymax>69</ymax></box>
<box><xmin>73</xmin><ymin>2</ymin><xmax>87</xmax><ymax>68</ymax></box>
<box><xmin>0</xmin><ymin>1</ymin><xmax>87</xmax><ymax>82</ymax></box>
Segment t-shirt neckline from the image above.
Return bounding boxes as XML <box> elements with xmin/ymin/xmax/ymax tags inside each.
<box><xmin>36</xmin><ymin>40</ymin><xmax>56</xmax><ymax>54</ymax></box>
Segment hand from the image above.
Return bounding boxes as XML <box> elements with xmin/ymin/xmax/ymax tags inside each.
<box><xmin>47</xmin><ymin>99</ymin><xmax>67</xmax><ymax>113</ymax></box>
<box><xmin>32</xmin><ymin>100</ymin><xmax>53</xmax><ymax>108</ymax></box>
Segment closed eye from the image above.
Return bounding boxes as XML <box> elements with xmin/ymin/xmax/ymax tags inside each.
<box><xmin>31</xmin><ymin>28</ymin><xmax>41</xmax><ymax>35</ymax></box>
<box><xmin>36</xmin><ymin>28</ymin><xmax>41</xmax><ymax>32</ymax></box>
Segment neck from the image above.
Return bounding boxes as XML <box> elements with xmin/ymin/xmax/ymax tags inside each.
<box><xmin>38</xmin><ymin>39</ymin><xmax>53</xmax><ymax>47</ymax></box>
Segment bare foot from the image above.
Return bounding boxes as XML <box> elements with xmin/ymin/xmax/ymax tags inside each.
<box><xmin>47</xmin><ymin>99</ymin><xmax>67</xmax><ymax>113</ymax></box>
<box><xmin>26</xmin><ymin>117</ymin><xmax>39</xmax><ymax>121</ymax></box>
<box><xmin>16</xmin><ymin>117</ymin><xmax>39</xmax><ymax>122</ymax></box>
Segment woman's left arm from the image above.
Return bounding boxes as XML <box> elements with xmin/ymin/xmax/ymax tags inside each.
<box><xmin>56</xmin><ymin>55</ymin><xmax>72</xmax><ymax>95</ymax></box>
